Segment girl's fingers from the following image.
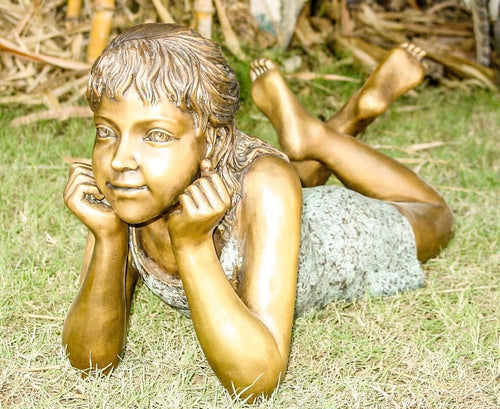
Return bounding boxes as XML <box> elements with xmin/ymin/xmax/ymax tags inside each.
<box><xmin>65</xmin><ymin>162</ymin><xmax>95</xmax><ymax>193</ymax></box>
<box><xmin>64</xmin><ymin>169</ymin><xmax>98</xmax><ymax>199</ymax></box>
<box><xmin>64</xmin><ymin>163</ymin><xmax>108</xmax><ymax>211</ymax></box>
<box><xmin>192</xmin><ymin>173</ymin><xmax>230</xmax><ymax>208</ymax></box>
<box><xmin>198</xmin><ymin>159</ymin><xmax>231</xmax><ymax>206</ymax></box>
<box><xmin>196</xmin><ymin>177</ymin><xmax>220</xmax><ymax>208</ymax></box>
<box><xmin>178</xmin><ymin>175</ymin><xmax>230</xmax><ymax>219</ymax></box>
<box><xmin>69</xmin><ymin>161</ymin><xmax>93</xmax><ymax>176</ymax></box>
<box><xmin>202</xmin><ymin>173</ymin><xmax>231</xmax><ymax>206</ymax></box>
<box><xmin>210</xmin><ymin>173</ymin><xmax>231</xmax><ymax>204</ymax></box>
<box><xmin>178</xmin><ymin>191</ymin><xmax>197</xmax><ymax>214</ymax></box>
<box><xmin>184</xmin><ymin>184</ymin><xmax>210</xmax><ymax>210</ymax></box>
<box><xmin>65</xmin><ymin>180</ymin><xmax>103</xmax><ymax>208</ymax></box>
<box><xmin>200</xmin><ymin>158</ymin><xmax>213</xmax><ymax>175</ymax></box>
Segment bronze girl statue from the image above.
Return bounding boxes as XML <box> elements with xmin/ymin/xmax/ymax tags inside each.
<box><xmin>63</xmin><ymin>23</ymin><xmax>454</xmax><ymax>402</ymax></box>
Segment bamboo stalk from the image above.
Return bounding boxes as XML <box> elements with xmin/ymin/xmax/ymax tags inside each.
<box><xmin>86</xmin><ymin>0</ymin><xmax>115</xmax><ymax>63</ymax></box>
<box><xmin>194</xmin><ymin>0</ymin><xmax>214</xmax><ymax>39</ymax></box>
<box><xmin>66</xmin><ymin>0</ymin><xmax>83</xmax><ymax>20</ymax></box>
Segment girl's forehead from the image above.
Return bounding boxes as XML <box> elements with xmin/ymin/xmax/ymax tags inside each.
<box><xmin>95</xmin><ymin>91</ymin><xmax>196</xmax><ymax>129</ymax></box>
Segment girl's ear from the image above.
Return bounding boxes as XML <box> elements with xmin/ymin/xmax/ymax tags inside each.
<box><xmin>202</xmin><ymin>125</ymin><xmax>231</xmax><ymax>170</ymax></box>
<box><xmin>200</xmin><ymin>125</ymin><xmax>215</xmax><ymax>157</ymax></box>
<box><xmin>197</xmin><ymin>128</ymin><xmax>212</xmax><ymax>159</ymax></box>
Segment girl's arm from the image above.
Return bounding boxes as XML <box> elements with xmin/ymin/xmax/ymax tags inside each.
<box><xmin>62</xmin><ymin>161</ymin><xmax>137</xmax><ymax>373</ymax></box>
<box><xmin>168</xmin><ymin>156</ymin><xmax>302</xmax><ymax>401</ymax></box>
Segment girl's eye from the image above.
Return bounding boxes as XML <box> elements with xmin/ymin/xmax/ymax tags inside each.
<box><xmin>144</xmin><ymin>129</ymin><xmax>173</xmax><ymax>143</ymax></box>
<box><xmin>96</xmin><ymin>126</ymin><xmax>116</xmax><ymax>139</ymax></box>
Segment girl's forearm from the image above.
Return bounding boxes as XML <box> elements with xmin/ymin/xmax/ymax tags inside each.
<box><xmin>62</xmin><ymin>233</ymin><xmax>129</xmax><ymax>372</ymax></box>
<box><xmin>174</xmin><ymin>239</ymin><xmax>286</xmax><ymax>399</ymax></box>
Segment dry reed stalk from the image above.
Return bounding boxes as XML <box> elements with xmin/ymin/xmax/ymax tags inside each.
<box><xmin>151</xmin><ymin>0</ymin><xmax>176</xmax><ymax>24</ymax></box>
<box><xmin>356</xmin><ymin>4</ymin><xmax>407</xmax><ymax>44</ymax></box>
<box><xmin>26</xmin><ymin>65</ymin><xmax>53</xmax><ymax>93</ymax></box>
<box><xmin>0</xmin><ymin>6</ymin><xmax>22</xmax><ymax>26</ymax></box>
<box><xmin>405</xmin><ymin>141</ymin><xmax>447</xmax><ymax>154</ymax></box>
<box><xmin>333</xmin><ymin>35</ymin><xmax>388</xmax><ymax>69</ymax></box>
<box><xmin>33</xmin><ymin>73</ymin><xmax>89</xmax><ymax>101</ymax></box>
<box><xmin>86</xmin><ymin>0</ymin><xmax>114</xmax><ymax>63</ymax></box>
<box><xmin>338</xmin><ymin>1</ymin><xmax>498</xmax><ymax>90</ymax></box>
<box><xmin>21</xmin><ymin>366</ymin><xmax>64</xmax><ymax>372</ymax></box>
<box><xmin>0</xmin><ymin>36</ymin><xmax>90</xmax><ymax>70</ymax></box>
<box><xmin>213</xmin><ymin>0</ymin><xmax>246</xmax><ymax>60</ymax></box>
<box><xmin>10</xmin><ymin>106</ymin><xmax>93</xmax><ymax>127</ymax></box>
<box><xmin>340</xmin><ymin>0</ymin><xmax>355</xmax><ymax>36</ymax></box>
<box><xmin>420</xmin><ymin>46</ymin><xmax>497</xmax><ymax>90</ymax></box>
<box><xmin>12</xmin><ymin>1</ymin><xmax>36</xmax><ymax>37</ymax></box>
<box><xmin>288</xmin><ymin>71</ymin><xmax>358</xmax><ymax>83</ymax></box>
<box><xmin>0</xmin><ymin>0</ymin><xmax>496</xmax><ymax>118</ymax></box>
<box><xmin>294</xmin><ymin>8</ymin><xmax>326</xmax><ymax>47</ymax></box>
<box><xmin>194</xmin><ymin>0</ymin><xmax>214</xmax><ymax>38</ymax></box>
<box><xmin>0</xmin><ymin>95</ymin><xmax>46</xmax><ymax>105</ymax></box>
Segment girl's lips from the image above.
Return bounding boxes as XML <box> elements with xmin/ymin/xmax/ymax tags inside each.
<box><xmin>106</xmin><ymin>182</ymin><xmax>148</xmax><ymax>193</ymax></box>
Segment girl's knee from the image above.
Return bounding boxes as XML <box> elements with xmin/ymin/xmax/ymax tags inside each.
<box><xmin>394</xmin><ymin>201</ymin><xmax>455</xmax><ymax>262</ymax></box>
<box><xmin>416</xmin><ymin>202</ymin><xmax>455</xmax><ymax>262</ymax></box>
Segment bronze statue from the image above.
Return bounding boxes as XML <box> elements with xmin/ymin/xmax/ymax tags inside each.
<box><xmin>62</xmin><ymin>23</ymin><xmax>454</xmax><ymax>402</ymax></box>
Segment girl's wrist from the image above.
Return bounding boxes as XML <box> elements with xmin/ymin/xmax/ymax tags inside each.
<box><xmin>93</xmin><ymin>229</ymin><xmax>129</xmax><ymax>251</ymax></box>
<box><xmin>92</xmin><ymin>222</ymin><xmax>129</xmax><ymax>242</ymax></box>
<box><xmin>170</xmin><ymin>231</ymin><xmax>213</xmax><ymax>252</ymax></box>
<box><xmin>172</xmin><ymin>241</ymin><xmax>213</xmax><ymax>260</ymax></box>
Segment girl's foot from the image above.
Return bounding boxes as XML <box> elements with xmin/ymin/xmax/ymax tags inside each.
<box><xmin>250</xmin><ymin>58</ymin><xmax>328</xmax><ymax>161</ymax></box>
<box><xmin>351</xmin><ymin>43</ymin><xmax>426</xmax><ymax>120</ymax></box>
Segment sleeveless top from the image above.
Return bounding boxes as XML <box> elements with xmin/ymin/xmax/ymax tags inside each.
<box><xmin>129</xmin><ymin>185</ymin><xmax>424</xmax><ymax>318</ymax></box>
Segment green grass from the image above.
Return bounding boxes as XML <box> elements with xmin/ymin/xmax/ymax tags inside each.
<box><xmin>0</xmin><ymin>75</ymin><xmax>498</xmax><ymax>408</ymax></box>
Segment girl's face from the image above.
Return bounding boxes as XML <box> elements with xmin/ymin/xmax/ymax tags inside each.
<box><xmin>91</xmin><ymin>89</ymin><xmax>206</xmax><ymax>224</ymax></box>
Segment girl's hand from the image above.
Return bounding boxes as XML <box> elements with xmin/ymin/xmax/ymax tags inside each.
<box><xmin>168</xmin><ymin>159</ymin><xmax>231</xmax><ymax>247</ymax></box>
<box><xmin>63</xmin><ymin>160</ymin><xmax>126</xmax><ymax>238</ymax></box>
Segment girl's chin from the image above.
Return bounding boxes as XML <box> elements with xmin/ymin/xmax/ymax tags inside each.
<box><xmin>112</xmin><ymin>208</ymin><xmax>159</xmax><ymax>226</ymax></box>
<box><xmin>116</xmin><ymin>203</ymin><xmax>180</xmax><ymax>226</ymax></box>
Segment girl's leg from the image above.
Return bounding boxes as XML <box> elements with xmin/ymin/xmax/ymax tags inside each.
<box><xmin>259</xmin><ymin>43</ymin><xmax>427</xmax><ymax>187</ymax></box>
<box><xmin>326</xmin><ymin>43</ymin><xmax>426</xmax><ymax>136</ymax></box>
<box><xmin>250</xmin><ymin>54</ymin><xmax>454</xmax><ymax>262</ymax></box>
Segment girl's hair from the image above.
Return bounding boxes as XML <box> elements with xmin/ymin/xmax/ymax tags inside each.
<box><xmin>87</xmin><ymin>23</ymin><xmax>287</xmax><ymax>239</ymax></box>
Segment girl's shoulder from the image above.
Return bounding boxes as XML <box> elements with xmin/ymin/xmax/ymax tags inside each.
<box><xmin>215</xmin><ymin>129</ymin><xmax>300</xmax><ymax>241</ymax></box>
<box><xmin>233</xmin><ymin>129</ymin><xmax>288</xmax><ymax>166</ymax></box>
<box><xmin>232</xmin><ymin>129</ymin><xmax>299</xmax><ymax>194</ymax></box>
<box><xmin>243</xmin><ymin>153</ymin><xmax>297</xmax><ymax>186</ymax></box>
<box><xmin>238</xmin><ymin>153</ymin><xmax>302</xmax><ymax>230</ymax></box>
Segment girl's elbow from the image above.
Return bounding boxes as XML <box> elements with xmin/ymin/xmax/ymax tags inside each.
<box><xmin>64</xmin><ymin>343</ymin><xmax>121</xmax><ymax>376</ymax></box>
<box><xmin>62</xmin><ymin>328</ymin><xmax>123</xmax><ymax>375</ymax></box>
<box><xmin>221</xmin><ymin>357</ymin><xmax>287</xmax><ymax>402</ymax></box>
<box><xmin>417</xmin><ymin>202</ymin><xmax>456</xmax><ymax>262</ymax></box>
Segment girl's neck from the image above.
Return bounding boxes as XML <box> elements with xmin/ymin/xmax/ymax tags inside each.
<box><xmin>136</xmin><ymin>214</ymin><xmax>178</xmax><ymax>276</ymax></box>
<box><xmin>135</xmin><ymin>211</ymin><xmax>227</xmax><ymax>277</ymax></box>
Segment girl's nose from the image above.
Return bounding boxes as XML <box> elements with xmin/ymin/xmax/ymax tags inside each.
<box><xmin>111</xmin><ymin>136</ymin><xmax>139</xmax><ymax>171</ymax></box>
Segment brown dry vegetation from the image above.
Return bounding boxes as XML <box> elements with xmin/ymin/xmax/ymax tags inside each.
<box><xmin>0</xmin><ymin>0</ymin><xmax>498</xmax><ymax>116</ymax></box>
